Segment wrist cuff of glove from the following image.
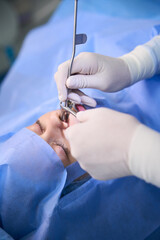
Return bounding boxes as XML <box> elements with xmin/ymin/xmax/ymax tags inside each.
<box><xmin>129</xmin><ymin>124</ymin><xmax>160</xmax><ymax>187</ymax></box>
<box><xmin>120</xmin><ymin>36</ymin><xmax>160</xmax><ymax>84</ymax></box>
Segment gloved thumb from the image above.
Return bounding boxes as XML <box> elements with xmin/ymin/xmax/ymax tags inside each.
<box><xmin>76</xmin><ymin>109</ymin><xmax>94</xmax><ymax>122</ymax></box>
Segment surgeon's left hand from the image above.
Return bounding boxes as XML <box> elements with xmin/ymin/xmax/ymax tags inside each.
<box><xmin>65</xmin><ymin>108</ymin><xmax>140</xmax><ymax>180</ymax></box>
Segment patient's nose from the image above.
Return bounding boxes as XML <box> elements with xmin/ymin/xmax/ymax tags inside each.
<box><xmin>49</xmin><ymin>111</ymin><xmax>68</xmax><ymax>130</ymax></box>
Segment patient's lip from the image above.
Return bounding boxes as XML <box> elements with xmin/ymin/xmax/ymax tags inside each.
<box><xmin>68</xmin><ymin>104</ymin><xmax>85</xmax><ymax>126</ymax></box>
<box><xmin>75</xmin><ymin>104</ymin><xmax>85</xmax><ymax>112</ymax></box>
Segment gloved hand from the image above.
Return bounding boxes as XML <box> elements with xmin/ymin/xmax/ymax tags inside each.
<box><xmin>55</xmin><ymin>36</ymin><xmax>160</xmax><ymax>106</ymax></box>
<box><xmin>64</xmin><ymin>107</ymin><xmax>140</xmax><ymax>180</ymax></box>
<box><xmin>54</xmin><ymin>52</ymin><xmax>131</xmax><ymax>106</ymax></box>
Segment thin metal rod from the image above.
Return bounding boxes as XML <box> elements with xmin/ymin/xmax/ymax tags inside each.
<box><xmin>69</xmin><ymin>0</ymin><xmax>78</xmax><ymax>77</ymax></box>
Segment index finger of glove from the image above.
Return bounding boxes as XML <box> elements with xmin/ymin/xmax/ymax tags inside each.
<box><xmin>54</xmin><ymin>60</ymin><xmax>70</xmax><ymax>101</ymax></box>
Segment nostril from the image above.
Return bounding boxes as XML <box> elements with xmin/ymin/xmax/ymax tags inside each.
<box><xmin>60</xmin><ymin>111</ymin><xmax>69</xmax><ymax>122</ymax></box>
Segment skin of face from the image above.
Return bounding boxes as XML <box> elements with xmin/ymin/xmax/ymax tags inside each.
<box><xmin>27</xmin><ymin>109</ymin><xmax>79</xmax><ymax>167</ymax></box>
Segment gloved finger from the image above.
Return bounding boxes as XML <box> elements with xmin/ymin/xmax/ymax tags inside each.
<box><xmin>68</xmin><ymin>90</ymin><xmax>96</xmax><ymax>107</ymax></box>
<box><xmin>76</xmin><ymin>109</ymin><xmax>95</xmax><ymax>122</ymax></box>
<box><xmin>54</xmin><ymin>53</ymin><xmax>90</xmax><ymax>102</ymax></box>
<box><xmin>66</xmin><ymin>73</ymin><xmax>102</xmax><ymax>90</ymax></box>
<box><xmin>64</xmin><ymin>123</ymin><xmax>79</xmax><ymax>144</ymax></box>
<box><xmin>77</xmin><ymin>107</ymin><xmax>106</xmax><ymax>122</ymax></box>
<box><xmin>54</xmin><ymin>60</ymin><xmax>70</xmax><ymax>101</ymax></box>
<box><xmin>68</xmin><ymin>91</ymin><xmax>81</xmax><ymax>104</ymax></box>
<box><xmin>72</xmin><ymin>89</ymin><xmax>97</xmax><ymax>107</ymax></box>
<box><xmin>64</xmin><ymin>121</ymin><xmax>89</xmax><ymax>161</ymax></box>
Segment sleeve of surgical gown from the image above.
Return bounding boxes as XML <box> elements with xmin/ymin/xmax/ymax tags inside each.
<box><xmin>129</xmin><ymin>124</ymin><xmax>160</xmax><ymax>188</ymax></box>
<box><xmin>121</xmin><ymin>35</ymin><xmax>160</xmax><ymax>83</ymax></box>
<box><xmin>0</xmin><ymin>128</ymin><xmax>67</xmax><ymax>239</ymax></box>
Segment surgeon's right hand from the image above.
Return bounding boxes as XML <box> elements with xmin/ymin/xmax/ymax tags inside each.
<box><xmin>54</xmin><ymin>52</ymin><xmax>132</xmax><ymax>104</ymax></box>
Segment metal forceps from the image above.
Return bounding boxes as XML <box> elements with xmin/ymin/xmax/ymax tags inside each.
<box><xmin>60</xmin><ymin>0</ymin><xmax>87</xmax><ymax>117</ymax></box>
<box><xmin>60</xmin><ymin>100</ymin><xmax>78</xmax><ymax>117</ymax></box>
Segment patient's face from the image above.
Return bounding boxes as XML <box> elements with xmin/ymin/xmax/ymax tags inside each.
<box><xmin>27</xmin><ymin>109</ymin><xmax>79</xmax><ymax>167</ymax></box>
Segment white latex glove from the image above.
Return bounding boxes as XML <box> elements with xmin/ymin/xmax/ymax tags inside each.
<box><xmin>67</xmin><ymin>89</ymin><xmax>97</xmax><ymax>108</ymax></box>
<box><xmin>65</xmin><ymin>107</ymin><xmax>140</xmax><ymax>180</ymax></box>
<box><xmin>129</xmin><ymin>124</ymin><xmax>160</xmax><ymax>187</ymax></box>
<box><xmin>55</xmin><ymin>36</ymin><xmax>160</xmax><ymax>106</ymax></box>
<box><xmin>54</xmin><ymin>52</ymin><xmax>131</xmax><ymax>106</ymax></box>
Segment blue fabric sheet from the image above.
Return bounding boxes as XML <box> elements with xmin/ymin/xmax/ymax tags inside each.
<box><xmin>0</xmin><ymin>0</ymin><xmax>160</xmax><ymax>239</ymax></box>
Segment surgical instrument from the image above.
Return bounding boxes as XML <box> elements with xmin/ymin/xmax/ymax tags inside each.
<box><xmin>60</xmin><ymin>0</ymin><xmax>87</xmax><ymax>116</ymax></box>
<box><xmin>60</xmin><ymin>100</ymin><xmax>79</xmax><ymax>117</ymax></box>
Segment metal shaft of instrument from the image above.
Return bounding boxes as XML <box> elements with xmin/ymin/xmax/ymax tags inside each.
<box><xmin>65</xmin><ymin>0</ymin><xmax>78</xmax><ymax>107</ymax></box>
<box><xmin>69</xmin><ymin>0</ymin><xmax>78</xmax><ymax>77</ymax></box>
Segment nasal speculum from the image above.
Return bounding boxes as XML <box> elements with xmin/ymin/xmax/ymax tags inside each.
<box><xmin>60</xmin><ymin>100</ymin><xmax>78</xmax><ymax>117</ymax></box>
